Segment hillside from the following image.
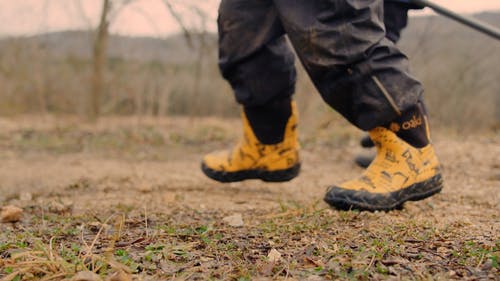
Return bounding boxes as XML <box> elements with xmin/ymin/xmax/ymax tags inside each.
<box><xmin>0</xmin><ymin>11</ymin><xmax>498</xmax><ymax>62</ymax></box>
<box><xmin>0</xmin><ymin>30</ymin><xmax>216</xmax><ymax>64</ymax></box>
<box><xmin>0</xmin><ymin>11</ymin><xmax>498</xmax><ymax>128</ymax></box>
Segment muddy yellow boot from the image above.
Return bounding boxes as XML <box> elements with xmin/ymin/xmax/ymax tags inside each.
<box><xmin>324</xmin><ymin>104</ymin><xmax>443</xmax><ymax>211</ymax></box>
<box><xmin>201</xmin><ymin>102</ymin><xmax>300</xmax><ymax>182</ymax></box>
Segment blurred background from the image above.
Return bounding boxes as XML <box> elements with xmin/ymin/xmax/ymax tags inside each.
<box><xmin>0</xmin><ymin>0</ymin><xmax>499</xmax><ymax>132</ymax></box>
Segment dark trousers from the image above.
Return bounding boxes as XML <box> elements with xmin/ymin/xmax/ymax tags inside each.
<box><xmin>218</xmin><ymin>0</ymin><xmax>423</xmax><ymax>130</ymax></box>
<box><xmin>384</xmin><ymin>1</ymin><xmax>413</xmax><ymax>43</ymax></box>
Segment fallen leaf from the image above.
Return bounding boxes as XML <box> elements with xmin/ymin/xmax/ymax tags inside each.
<box><xmin>1</xmin><ymin>205</ymin><xmax>23</xmax><ymax>223</ymax></box>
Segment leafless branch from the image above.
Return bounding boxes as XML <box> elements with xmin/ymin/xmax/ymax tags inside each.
<box><xmin>161</xmin><ymin>0</ymin><xmax>194</xmax><ymax>48</ymax></box>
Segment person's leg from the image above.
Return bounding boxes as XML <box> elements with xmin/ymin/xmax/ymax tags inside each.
<box><xmin>355</xmin><ymin>1</ymin><xmax>413</xmax><ymax>168</ymax></box>
<box><xmin>273</xmin><ymin>0</ymin><xmax>443</xmax><ymax>210</ymax></box>
<box><xmin>275</xmin><ymin>0</ymin><xmax>422</xmax><ymax>130</ymax></box>
<box><xmin>384</xmin><ymin>1</ymin><xmax>411</xmax><ymax>43</ymax></box>
<box><xmin>218</xmin><ymin>0</ymin><xmax>296</xmax><ymax>139</ymax></box>
<box><xmin>201</xmin><ymin>0</ymin><xmax>300</xmax><ymax>182</ymax></box>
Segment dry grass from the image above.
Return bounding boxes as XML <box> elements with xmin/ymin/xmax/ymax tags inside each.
<box><xmin>1</xmin><ymin>205</ymin><xmax>498</xmax><ymax>280</ymax></box>
<box><xmin>0</xmin><ymin>116</ymin><xmax>498</xmax><ymax>280</ymax></box>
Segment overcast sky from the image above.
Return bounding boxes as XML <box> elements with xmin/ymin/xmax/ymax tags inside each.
<box><xmin>0</xmin><ymin>0</ymin><xmax>499</xmax><ymax>37</ymax></box>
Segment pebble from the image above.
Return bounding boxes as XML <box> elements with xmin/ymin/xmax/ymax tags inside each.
<box><xmin>1</xmin><ymin>205</ymin><xmax>23</xmax><ymax>223</ymax></box>
<box><xmin>223</xmin><ymin>213</ymin><xmax>244</xmax><ymax>227</ymax></box>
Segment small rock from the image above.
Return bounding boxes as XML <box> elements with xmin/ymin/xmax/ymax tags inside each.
<box><xmin>482</xmin><ymin>260</ymin><xmax>494</xmax><ymax>271</ymax></box>
<box><xmin>223</xmin><ymin>213</ymin><xmax>244</xmax><ymax>227</ymax></box>
<box><xmin>19</xmin><ymin>192</ymin><xmax>33</xmax><ymax>201</ymax></box>
<box><xmin>137</xmin><ymin>184</ymin><xmax>153</xmax><ymax>193</ymax></box>
<box><xmin>267</xmin><ymin>248</ymin><xmax>281</xmax><ymax>263</ymax></box>
<box><xmin>489</xmin><ymin>173</ymin><xmax>500</xmax><ymax>181</ymax></box>
<box><xmin>1</xmin><ymin>205</ymin><xmax>23</xmax><ymax>223</ymax></box>
<box><xmin>72</xmin><ymin>271</ymin><xmax>103</xmax><ymax>281</ymax></box>
<box><xmin>48</xmin><ymin>200</ymin><xmax>73</xmax><ymax>214</ymax></box>
<box><xmin>106</xmin><ymin>270</ymin><xmax>132</xmax><ymax>281</ymax></box>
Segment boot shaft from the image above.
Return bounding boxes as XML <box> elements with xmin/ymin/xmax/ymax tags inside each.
<box><xmin>201</xmin><ymin>101</ymin><xmax>300</xmax><ymax>182</ymax></box>
<box><xmin>243</xmin><ymin>98</ymin><xmax>293</xmax><ymax>145</ymax></box>
<box><xmin>240</xmin><ymin>101</ymin><xmax>299</xmax><ymax>153</ymax></box>
<box><xmin>384</xmin><ymin>102</ymin><xmax>430</xmax><ymax>148</ymax></box>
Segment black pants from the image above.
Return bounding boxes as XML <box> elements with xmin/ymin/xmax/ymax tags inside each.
<box><xmin>384</xmin><ymin>1</ymin><xmax>413</xmax><ymax>43</ymax></box>
<box><xmin>218</xmin><ymin>0</ymin><xmax>423</xmax><ymax>130</ymax></box>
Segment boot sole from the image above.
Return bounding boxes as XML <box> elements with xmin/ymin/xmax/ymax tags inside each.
<box><xmin>354</xmin><ymin>155</ymin><xmax>374</xmax><ymax>169</ymax></box>
<box><xmin>201</xmin><ymin>162</ymin><xmax>301</xmax><ymax>183</ymax></box>
<box><xmin>324</xmin><ymin>174</ymin><xmax>444</xmax><ymax>212</ymax></box>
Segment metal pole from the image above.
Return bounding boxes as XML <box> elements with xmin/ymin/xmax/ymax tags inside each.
<box><xmin>411</xmin><ymin>0</ymin><xmax>500</xmax><ymax>41</ymax></box>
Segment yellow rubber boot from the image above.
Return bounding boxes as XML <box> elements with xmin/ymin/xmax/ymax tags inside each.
<box><xmin>324</xmin><ymin>126</ymin><xmax>443</xmax><ymax>211</ymax></box>
<box><xmin>201</xmin><ymin>102</ymin><xmax>300</xmax><ymax>182</ymax></box>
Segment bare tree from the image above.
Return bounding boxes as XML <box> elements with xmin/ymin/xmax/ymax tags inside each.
<box><xmin>90</xmin><ymin>0</ymin><xmax>138</xmax><ymax>121</ymax></box>
<box><xmin>89</xmin><ymin>0</ymin><xmax>112</xmax><ymax>121</ymax></box>
<box><xmin>161</xmin><ymin>0</ymin><xmax>194</xmax><ymax>48</ymax></box>
<box><xmin>89</xmin><ymin>0</ymin><xmax>197</xmax><ymax>120</ymax></box>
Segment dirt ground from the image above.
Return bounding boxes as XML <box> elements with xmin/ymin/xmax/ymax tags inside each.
<box><xmin>0</xmin><ymin>116</ymin><xmax>498</xmax><ymax>280</ymax></box>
